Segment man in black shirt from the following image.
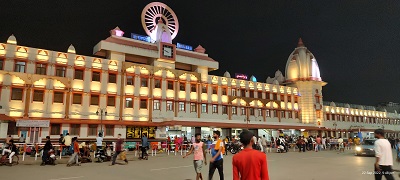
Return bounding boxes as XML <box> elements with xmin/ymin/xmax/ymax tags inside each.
<box><xmin>41</xmin><ymin>136</ymin><xmax>53</xmax><ymax>166</ymax></box>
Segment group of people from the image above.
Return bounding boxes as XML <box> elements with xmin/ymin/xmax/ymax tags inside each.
<box><xmin>183</xmin><ymin>130</ymin><xmax>269</xmax><ymax>180</ymax></box>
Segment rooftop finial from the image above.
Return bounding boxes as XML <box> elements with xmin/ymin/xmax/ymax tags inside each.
<box><xmin>297</xmin><ymin>38</ymin><xmax>304</xmax><ymax>47</ymax></box>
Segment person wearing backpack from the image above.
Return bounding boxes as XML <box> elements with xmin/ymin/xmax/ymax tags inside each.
<box><xmin>208</xmin><ymin>130</ymin><xmax>225</xmax><ymax>180</ymax></box>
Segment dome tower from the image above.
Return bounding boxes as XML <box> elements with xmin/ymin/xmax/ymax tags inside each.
<box><xmin>285</xmin><ymin>38</ymin><xmax>327</xmax><ymax>125</ymax></box>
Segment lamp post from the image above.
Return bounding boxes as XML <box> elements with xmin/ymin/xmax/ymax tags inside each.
<box><xmin>96</xmin><ymin>108</ymin><xmax>107</xmax><ymax>134</ymax></box>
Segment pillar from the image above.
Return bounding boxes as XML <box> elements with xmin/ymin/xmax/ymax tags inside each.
<box><xmin>119</xmin><ymin>70</ymin><xmax>126</xmax><ymax>121</ymax></box>
<box><xmin>148</xmin><ymin>74</ymin><xmax>154</xmax><ymax>122</ymax></box>
<box><xmin>64</xmin><ymin>88</ymin><xmax>71</xmax><ymax>119</ymax></box>
<box><xmin>23</xmin><ymin>84</ymin><xmax>32</xmax><ymax>118</ymax></box>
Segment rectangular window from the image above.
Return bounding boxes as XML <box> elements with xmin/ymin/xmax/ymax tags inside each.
<box><xmin>273</xmin><ymin>110</ymin><xmax>277</xmax><ymax>117</ymax></box>
<box><xmin>35</xmin><ymin>63</ymin><xmax>47</xmax><ymax>75</ymax></box>
<box><xmin>222</xmin><ymin>105</ymin><xmax>227</xmax><ymax>114</ymax></box>
<box><xmin>11</xmin><ymin>88</ymin><xmax>23</xmax><ymax>100</ymax></box>
<box><xmin>72</xmin><ymin>93</ymin><xmax>82</xmax><ymax>104</ymax></box>
<box><xmin>125</xmin><ymin>97</ymin><xmax>133</xmax><ymax>108</ymax></box>
<box><xmin>108</xmin><ymin>73</ymin><xmax>117</xmax><ymax>83</ymax></box>
<box><xmin>280</xmin><ymin>95</ymin><xmax>285</xmax><ymax>101</ymax></box>
<box><xmin>288</xmin><ymin>112</ymin><xmax>293</xmax><ymax>118</ymax></box>
<box><xmin>88</xmin><ymin>125</ymin><xmax>98</xmax><ymax>136</ymax></box>
<box><xmin>91</xmin><ymin>94</ymin><xmax>99</xmax><ymax>105</ymax></box>
<box><xmin>178</xmin><ymin>102</ymin><xmax>185</xmax><ymax>111</ymax></box>
<box><xmin>201</xmin><ymin>104</ymin><xmax>207</xmax><ymax>113</ymax></box>
<box><xmin>249</xmin><ymin>91</ymin><xmax>254</xmax><ymax>98</ymax></box>
<box><xmin>167</xmin><ymin>101</ymin><xmax>173</xmax><ymax>111</ymax></box>
<box><xmin>155</xmin><ymin>79</ymin><xmax>161</xmax><ymax>88</ymax></box>
<box><xmin>258</xmin><ymin>92</ymin><xmax>262</xmax><ymax>99</ymax></box>
<box><xmin>105</xmin><ymin>125</ymin><xmax>114</xmax><ymax>136</ymax></box>
<box><xmin>70</xmin><ymin>124</ymin><xmax>80</xmax><ymax>135</ymax></box>
<box><xmin>250</xmin><ymin>108</ymin><xmax>255</xmax><ymax>115</ymax></box>
<box><xmin>191</xmin><ymin>84</ymin><xmax>196</xmax><ymax>92</ymax></box>
<box><xmin>14</xmin><ymin>61</ymin><xmax>26</xmax><ymax>72</ymax></box>
<box><xmin>281</xmin><ymin>111</ymin><xmax>286</xmax><ymax>118</ymax></box>
<box><xmin>316</xmin><ymin>96</ymin><xmax>320</xmax><ymax>103</ymax></box>
<box><xmin>241</xmin><ymin>89</ymin><xmax>246</xmax><ymax>97</ymax></box>
<box><xmin>53</xmin><ymin>91</ymin><xmax>64</xmax><ymax>103</ymax></box>
<box><xmin>140</xmin><ymin>99</ymin><xmax>147</xmax><ymax>109</ymax></box>
<box><xmin>202</xmin><ymin>85</ymin><xmax>207</xmax><ymax>93</ymax></box>
<box><xmin>222</xmin><ymin>88</ymin><xmax>227</xmax><ymax>95</ymax></box>
<box><xmin>266</xmin><ymin>93</ymin><xmax>270</xmax><ymax>100</ymax></box>
<box><xmin>258</xmin><ymin>109</ymin><xmax>262</xmax><ymax>116</ymax></box>
<box><xmin>273</xmin><ymin>93</ymin><xmax>277</xmax><ymax>100</ymax></box>
<box><xmin>190</xmin><ymin>103</ymin><xmax>197</xmax><ymax>112</ymax></box>
<box><xmin>294</xmin><ymin>96</ymin><xmax>298</xmax><ymax>103</ymax></box>
<box><xmin>295</xmin><ymin>111</ymin><xmax>299</xmax><ymax>118</ymax></box>
<box><xmin>287</xmin><ymin>95</ymin><xmax>292</xmax><ymax>102</ymax></box>
<box><xmin>179</xmin><ymin>82</ymin><xmax>185</xmax><ymax>91</ymax></box>
<box><xmin>241</xmin><ymin>107</ymin><xmax>246</xmax><ymax>115</ymax></box>
<box><xmin>153</xmin><ymin>100</ymin><xmax>160</xmax><ymax>110</ymax></box>
<box><xmin>107</xmin><ymin>96</ymin><xmax>116</xmax><ymax>106</ymax></box>
<box><xmin>141</xmin><ymin>78</ymin><xmax>148</xmax><ymax>87</ymax></box>
<box><xmin>167</xmin><ymin>81</ymin><xmax>173</xmax><ymax>90</ymax></box>
<box><xmin>50</xmin><ymin>124</ymin><xmax>61</xmax><ymax>135</ymax></box>
<box><xmin>74</xmin><ymin>69</ymin><xmax>84</xmax><ymax>80</ymax></box>
<box><xmin>33</xmin><ymin>90</ymin><xmax>44</xmax><ymax>102</ymax></box>
<box><xmin>212</xmin><ymin>104</ymin><xmax>218</xmax><ymax>113</ymax></box>
<box><xmin>126</xmin><ymin>76</ymin><xmax>134</xmax><ymax>85</ymax></box>
<box><xmin>55</xmin><ymin>66</ymin><xmax>66</xmax><ymax>77</ymax></box>
<box><xmin>212</xmin><ymin>86</ymin><xmax>218</xmax><ymax>94</ymax></box>
<box><xmin>0</xmin><ymin>60</ymin><xmax>3</xmax><ymax>70</ymax></box>
<box><xmin>232</xmin><ymin>106</ymin><xmax>237</xmax><ymax>115</ymax></box>
<box><xmin>92</xmin><ymin>71</ymin><xmax>101</xmax><ymax>81</ymax></box>
<box><xmin>266</xmin><ymin>110</ymin><xmax>270</xmax><ymax>117</ymax></box>
<box><xmin>231</xmin><ymin>89</ymin><xmax>236</xmax><ymax>96</ymax></box>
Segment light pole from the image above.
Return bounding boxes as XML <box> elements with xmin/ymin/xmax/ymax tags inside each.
<box><xmin>96</xmin><ymin>108</ymin><xmax>107</xmax><ymax>134</ymax></box>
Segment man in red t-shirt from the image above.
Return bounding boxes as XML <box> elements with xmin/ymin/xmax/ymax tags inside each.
<box><xmin>232</xmin><ymin>130</ymin><xmax>269</xmax><ymax>180</ymax></box>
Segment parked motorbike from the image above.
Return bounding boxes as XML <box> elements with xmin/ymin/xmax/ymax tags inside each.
<box><xmin>95</xmin><ymin>148</ymin><xmax>112</xmax><ymax>162</ymax></box>
<box><xmin>44</xmin><ymin>149</ymin><xmax>56</xmax><ymax>165</ymax></box>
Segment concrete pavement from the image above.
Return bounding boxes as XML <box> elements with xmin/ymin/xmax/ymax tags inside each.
<box><xmin>1</xmin><ymin>149</ymin><xmax>399</xmax><ymax>180</ymax></box>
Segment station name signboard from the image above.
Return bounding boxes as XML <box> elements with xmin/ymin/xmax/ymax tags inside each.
<box><xmin>16</xmin><ymin>120</ymin><xmax>50</xmax><ymax>127</ymax></box>
<box><xmin>131</xmin><ymin>33</ymin><xmax>151</xmax><ymax>43</ymax></box>
<box><xmin>176</xmin><ymin>43</ymin><xmax>193</xmax><ymax>51</ymax></box>
<box><xmin>235</xmin><ymin>73</ymin><xmax>248</xmax><ymax>80</ymax></box>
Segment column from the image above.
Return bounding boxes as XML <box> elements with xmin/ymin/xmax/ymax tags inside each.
<box><xmin>148</xmin><ymin>74</ymin><xmax>154</xmax><ymax>122</ymax></box>
<box><xmin>119</xmin><ymin>70</ymin><xmax>125</xmax><ymax>121</ymax></box>
<box><xmin>197</xmin><ymin>83</ymin><xmax>201</xmax><ymax>118</ymax></box>
<box><xmin>23</xmin><ymin>84</ymin><xmax>32</xmax><ymax>118</ymax></box>
<box><xmin>174</xmin><ymin>78</ymin><xmax>179</xmax><ymax>117</ymax></box>
<box><xmin>64</xmin><ymin>88</ymin><xmax>72</xmax><ymax>119</ymax></box>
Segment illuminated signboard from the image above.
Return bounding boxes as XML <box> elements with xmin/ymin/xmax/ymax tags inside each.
<box><xmin>131</xmin><ymin>33</ymin><xmax>151</xmax><ymax>43</ymax></box>
<box><xmin>126</xmin><ymin>126</ymin><xmax>156</xmax><ymax>139</ymax></box>
<box><xmin>177</xmin><ymin>43</ymin><xmax>193</xmax><ymax>51</ymax></box>
<box><xmin>235</xmin><ymin>73</ymin><xmax>248</xmax><ymax>80</ymax></box>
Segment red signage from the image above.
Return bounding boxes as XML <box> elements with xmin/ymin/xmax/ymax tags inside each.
<box><xmin>235</xmin><ymin>73</ymin><xmax>248</xmax><ymax>80</ymax></box>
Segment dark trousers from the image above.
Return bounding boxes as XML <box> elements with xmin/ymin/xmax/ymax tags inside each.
<box><xmin>374</xmin><ymin>165</ymin><xmax>394</xmax><ymax>180</ymax></box>
<box><xmin>141</xmin><ymin>147</ymin><xmax>147</xmax><ymax>158</ymax></box>
<box><xmin>297</xmin><ymin>144</ymin><xmax>305</xmax><ymax>152</ymax></box>
<box><xmin>42</xmin><ymin>150</ymin><xmax>48</xmax><ymax>162</ymax></box>
<box><xmin>112</xmin><ymin>151</ymin><xmax>128</xmax><ymax>165</ymax></box>
<box><xmin>209</xmin><ymin>159</ymin><xmax>224</xmax><ymax>180</ymax></box>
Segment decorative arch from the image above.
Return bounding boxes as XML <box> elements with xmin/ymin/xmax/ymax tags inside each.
<box><xmin>179</xmin><ymin>73</ymin><xmax>187</xmax><ymax>80</ymax></box>
<box><xmin>154</xmin><ymin>69</ymin><xmax>163</xmax><ymax>77</ymax></box>
<box><xmin>33</xmin><ymin>78</ymin><xmax>47</xmax><ymax>88</ymax></box>
<box><xmin>92</xmin><ymin>58</ymin><xmax>102</xmax><ymax>69</ymax></box>
<box><xmin>165</xmin><ymin>70</ymin><xmax>175</xmax><ymax>79</ymax></box>
<box><xmin>108</xmin><ymin>60</ymin><xmax>118</xmax><ymax>71</ymax></box>
<box><xmin>53</xmin><ymin>79</ymin><xmax>66</xmax><ymax>89</ymax></box>
<box><xmin>75</xmin><ymin>56</ymin><xmax>85</xmax><ymax>67</ymax></box>
<box><xmin>56</xmin><ymin>53</ymin><xmax>68</xmax><ymax>64</ymax></box>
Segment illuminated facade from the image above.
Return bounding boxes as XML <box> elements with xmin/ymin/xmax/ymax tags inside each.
<box><xmin>0</xmin><ymin>2</ymin><xmax>399</xmax><ymax>141</ymax></box>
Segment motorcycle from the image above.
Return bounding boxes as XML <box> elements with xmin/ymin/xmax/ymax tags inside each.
<box><xmin>95</xmin><ymin>148</ymin><xmax>112</xmax><ymax>162</ymax></box>
<box><xmin>45</xmin><ymin>149</ymin><xmax>56</xmax><ymax>165</ymax></box>
<box><xmin>229</xmin><ymin>143</ymin><xmax>242</xmax><ymax>154</ymax></box>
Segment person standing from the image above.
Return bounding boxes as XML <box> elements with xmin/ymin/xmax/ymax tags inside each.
<box><xmin>96</xmin><ymin>133</ymin><xmax>103</xmax><ymax>150</ymax></box>
<box><xmin>63</xmin><ymin>133</ymin><xmax>72</xmax><ymax>154</ymax></box>
<box><xmin>141</xmin><ymin>133</ymin><xmax>148</xmax><ymax>159</ymax></box>
<box><xmin>261</xmin><ymin>135</ymin><xmax>267</xmax><ymax>153</ymax></box>
<box><xmin>232</xmin><ymin>130</ymin><xmax>269</xmax><ymax>180</ymax></box>
<box><xmin>374</xmin><ymin>129</ymin><xmax>395</xmax><ymax>180</ymax></box>
<box><xmin>322</xmin><ymin>136</ymin><xmax>327</xmax><ymax>150</ymax></box>
<box><xmin>66</xmin><ymin>137</ymin><xmax>80</xmax><ymax>167</ymax></box>
<box><xmin>337</xmin><ymin>136</ymin><xmax>344</xmax><ymax>153</ymax></box>
<box><xmin>209</xmin><ymin>130</ymin><xmax>224</xmax><ymax>180</ymax></box>
<box><xmin>111</xmin><ymin>134</ymin><xmax>128</xmax><ymax>165</ymax></box>
<box><xmin>315</xmin><ymin>136</ymin><xmax>321</xmax><ymax>152</ymax></box>
<box><xmin>252</xmin><ymin>135</ymin><xmax>257</xmax><ymax>149</ymax></box>
<box><xmin>183</xmin><ymin>133</ymin><xmax>207</xmax><ymax>180</ymax></box>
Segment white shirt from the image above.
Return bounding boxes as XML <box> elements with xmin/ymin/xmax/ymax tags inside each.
<box><xmin>322</xmin><ymin>138</ymin><xmax>326</xmax><ymax>144</ymax></box>
<box><xmin>337</xmin><ymin>138</ymin><xmax>343</xmax><ymax>143</ymax></box>
<box><xmin>374</xmin><ymin>139</ymin><xmax>393</xmax><ymax>166</ymax></box>
<box><xmin>96</xmin><ymin>137</ymin><xmax>103</xmax><ymax>146</ymax></box>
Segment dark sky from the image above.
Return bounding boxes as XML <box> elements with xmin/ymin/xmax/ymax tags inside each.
<box><xmin>2</xmin><ymin>1</ymin><xmax>400</xmax><ymax>106</ymax></box>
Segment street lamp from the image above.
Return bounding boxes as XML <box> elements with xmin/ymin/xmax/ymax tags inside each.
<box><xmin>96</xmin><ymin>108</ymin><xmax>107</xmax><ymax>134</ymax></box>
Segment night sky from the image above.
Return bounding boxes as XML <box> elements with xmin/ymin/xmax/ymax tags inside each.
<box><xmin>1</xmin><ymin>1</ymin><xmax>400</xmax><ymax>106</ymax></box>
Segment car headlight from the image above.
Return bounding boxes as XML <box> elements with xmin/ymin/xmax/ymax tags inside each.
<box><xmin>355</xmin><ymin>147</ymin><xmax>362</xmax><ymax>151</ymax></box>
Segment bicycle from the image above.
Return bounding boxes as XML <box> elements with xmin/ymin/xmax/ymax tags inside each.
<box><xmin>0</xmin><ymin>153</ymin><xmax>19</xmax><ymax>166</ymax></box>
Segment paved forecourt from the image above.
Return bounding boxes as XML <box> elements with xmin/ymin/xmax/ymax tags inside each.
<box><xmin>1</xmin><ymin>150</ymin><xmax>399</xmax><ymax>180</ymax></box>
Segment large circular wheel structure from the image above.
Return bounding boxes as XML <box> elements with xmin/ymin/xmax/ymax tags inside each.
<box><xmin>141</xmin><ymin>2</ymin><xmax>179</xmax><ymax>41</ymax></box>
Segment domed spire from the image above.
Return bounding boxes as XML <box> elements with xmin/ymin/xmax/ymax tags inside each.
<box><xmin>223</xmin><ymin>71</ymin><xmax>231</xmax><ymax>78</ymax></box>
<box><xmin>67</xmin><ymin>44</ymin><xmax>76</xmax><ymax>54</ymax></box>
<box><xmin>110</xmin><ymin>26</ymin><xmax>124</xmax><ymax>37</ymax></box>
<box><xmin>7</xmin><ymin>34</ymin><xmax>17</xmax><ymax>44</ymax></box>
<box><xmin>194</xmin><ymin>45</ymin><xmax>206</xmax><ymax>53</ymax></box>
<box><xmin>297</xmin><ymin>38</ymin><xmax>304</xmax><ymax>47</ymax></box>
